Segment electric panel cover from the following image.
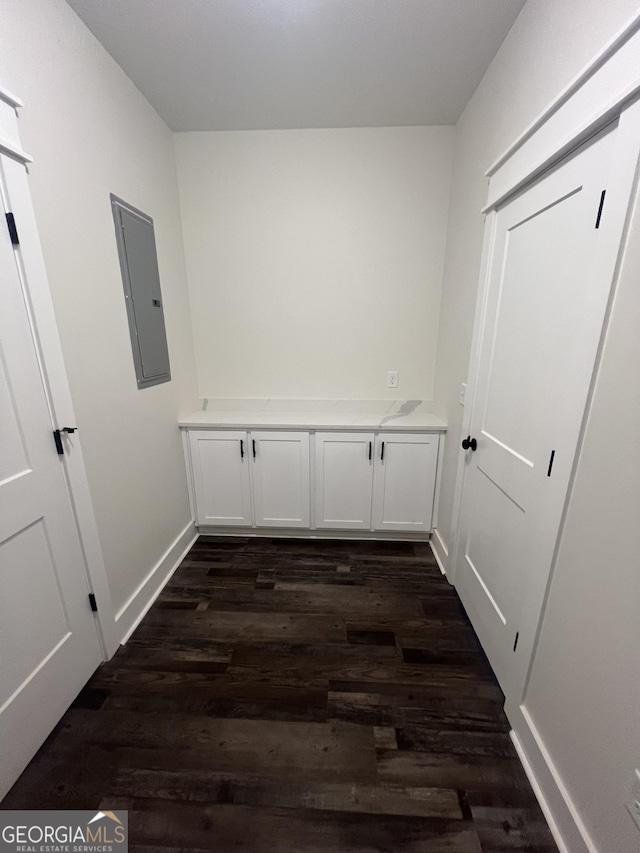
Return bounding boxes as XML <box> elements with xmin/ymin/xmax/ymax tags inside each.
<box><xmin>111</xmin><ymin>195</ymin><xmax>171</xmax><ymax>388</ymax></box>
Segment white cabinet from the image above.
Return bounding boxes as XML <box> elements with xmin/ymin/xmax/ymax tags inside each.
<box><xmin>314</xmin><ymin>431</ymin><xmax>438</xmax><ymax>532</ymax></box>
<box><xmin>188</xmin><ymin>430</ymin><xmax>252</xmax><ymax>526</ymax></box>
<box><xmin>372</xmin><ymin>433</ymin><xmax>438</xmax><ymax>532</ymax></box>
<box><xmin>251</xmin><ymin>432</ymin><xmax>310</xmax><ymax>528</ymax></box>
<box><xmin>315</xmin><ymin>433</ymin><xmax>374</xmax><ymax>529</ymax></box>
<box><xmin>185</xmin><ymin>426</ymin><xmax>440</xmax><ymax>535</ymax></box>
<box><xmin>188</xmin><ymin>429</ymin><xmax>310</xmax><ymax>529</ymax></box>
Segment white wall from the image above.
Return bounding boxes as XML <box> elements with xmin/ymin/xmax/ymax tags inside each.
<box><xmin>175</xmin><ymin>126</ymin><xmax>453</xmax><ymax>402</ymax></box>
<box><xmin>0</xmin><ymin>0</ymin><xmax>198</xmax><ymax>620</ymax></box>
<box><xmin>433</xmin><ymin>2</ymin><xmax>640</xmax><ymax>851</ymax></box>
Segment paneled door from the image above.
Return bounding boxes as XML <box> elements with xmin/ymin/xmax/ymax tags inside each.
<box><xmin>188</xmin><ymin>430</ymin><xmax>253</xmax><ymax>526</ymax></box>
<box><xmin>372</xmin><ymin>433</ymin><xmax>438</xmax><ymax>532</ymax></box>
<box><xmin>0</xmin><ymin>161</ymin><xmax>103</xmax><ymax>799</ymax></box>
<box><xmin>251</xmin><ymin>432</ymin><xmax>310</xmax><ymax>528</ymax></box>
<box><xmin>454</xmin><ymin>126</ymin><xmax>620</xmax><ymax>695</ymax></box>
<box><xmin>315</xmin><ymin>433</ymin><xmax>375</xmax><ymax>529</ymax></box>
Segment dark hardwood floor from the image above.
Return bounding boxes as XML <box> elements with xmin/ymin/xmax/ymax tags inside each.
<box><xmin>2</xmin><ymin>536</ymin><xmax>557</xmax><ymax>852</ymax></box>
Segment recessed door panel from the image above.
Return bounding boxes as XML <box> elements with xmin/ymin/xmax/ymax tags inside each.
<box><xmin>252</xmin><ymin>432</ymin><xmax>310</xmax><ymax>528</ymax></box>
<box><xmin>189</xmin><ymin>431</ymin><xmax>252</xmax><ymax>526</ymax></box>
<box><xmin>482</xmin><ymin>185</ymin><xmax>596</xmax><ymax>465</ymax></box>
<box><xmin>463</xmin><ymin>463</ymin><xmax>530</xmax><ymax>637</ymax></box>
<box><xmin>0</xmin><ymin>520</ymin><xmax>72</xmax><ymax>706</ymax></box>
<box><xmin>315</xmin><ymin>433</ymin><xmax>374</xmax><ymax>529</ymax></box>
<box><xmin>0</xmin><ymin>351</ymin><xmax>29</xmax><ymax>486</ymax></box>
<box><xmin>372</xmin><ymin>434</ymin><xmax>437</xmax><ymax>532</ymax></box>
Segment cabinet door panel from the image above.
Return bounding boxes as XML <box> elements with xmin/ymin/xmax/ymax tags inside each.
<box><xmin>315</xmin><ymin>433</ymin><xmax>374</xmax><ymax>529</ymax></box>
<box><xmin>251</xmin><ymin>432</ymin><xmax>310</xmax><ymax>528</ymax></box>
<box><xmin>372</xmin><ymin>434</ymin><xmax>438</xmax><ymax>532</ymax></box>
<box><xmin>189</xmin><ymin>430</ymin><xmax>252</xmax><ymax>526</ymax></box>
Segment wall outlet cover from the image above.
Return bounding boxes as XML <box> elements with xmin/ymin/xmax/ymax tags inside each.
<box><xmin>387</xmin><ymin>371</ymin><xmax>398</xmax><ymax>388</ymax></box>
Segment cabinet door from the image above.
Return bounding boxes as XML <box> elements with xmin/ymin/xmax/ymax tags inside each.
<box><xmin>315</xmin><ymin>433</ymin><xmax>375</xmax><ymax>529</ymax></box>
<box><xmin>251</xmin><ymin>432</ymin><xmax>310</xmax><ymax>528</ymax></box>
<box><xmin>372</xmin><ymin>433</ymin><xmax>438</xmax><ymax>532</ymax></box>
<box><xmin>188</xmin><ymin>430</ymin><xmax>252</xmax><ymax>526</ymax></box>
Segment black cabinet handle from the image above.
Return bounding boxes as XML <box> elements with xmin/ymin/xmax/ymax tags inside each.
<box><xmin>461</xmin><ymin>435</ymin><xmax>477</xmax><ymax>451</ymax></box>
<box><xmin>381</xmin><ymin>441</ymin><xmax>385</xmax><ymax>461</ymax></box>
<box><xmin>368</xmin><ymin>441</ymin><xmax>372</xmax><ymax>461</ymax></box>
<box><xmin>252</xmin><ymin>439</ymin><xmax>257</xmax><ymax>459</ymax></box>
<box><xmin>240</xmin><ymin>439</ymin><xmax>244</xmax><ymax>458</ymax></box>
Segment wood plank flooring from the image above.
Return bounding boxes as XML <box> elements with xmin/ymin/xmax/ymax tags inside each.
<box><xmin>2</xmin><ymin>536</ymin><xmax>557</xmax><ymax>852</ymax></box>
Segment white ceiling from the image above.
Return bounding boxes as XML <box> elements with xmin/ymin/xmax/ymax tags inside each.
<box><xmin>65</xmin><ymin>0</ymin><xmax>525</xmax><ymax>131</ymax></box>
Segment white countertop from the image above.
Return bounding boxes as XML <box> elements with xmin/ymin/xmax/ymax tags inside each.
<box><xmin>178</xmin><ymin>410</ymin><xmax>446</xmax><ymax>432</ymax></box>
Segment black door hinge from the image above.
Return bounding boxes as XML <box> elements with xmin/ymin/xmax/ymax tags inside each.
<box><xmin>53</xmin><ymin>427</ymin><xmax>77</xmax><ymax>455</ymax></box>
<box><xmin>547</xmin><ymin>450</ymin><xmax>556</xmax><ymax>477</ymax></box>
<box><xmin>595</xmin><ymin>190</ymin><xmax>606</xmax><ymax>229</ymax></box>
<box><xmin>88</xmin><ymin>593</ymin><xmax>98</xmax><ymax>612</ymax></box>
<box><xmin>5</xmin><ymin>212</ymin><xmax>19</xmax><ymax>245</ymax></box>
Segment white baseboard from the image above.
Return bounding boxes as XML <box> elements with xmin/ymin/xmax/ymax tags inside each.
<box><xmin>115</xmin><ymin>520</ymin><xmax>197</xmax><ymax>647</ymax></box>
<box><xmin>196</xmin><ymin>526</ymin><xmax>430</xmax><ymax>542</ymax></box>
<box><xmin>507</xmin><ymin>702</ymin><xmax>595</xmax><ymax>853</ymax></box>
<box><xmin>430</xmin><ymin>527</ymin><xmax>449</xmax><ymax>575</ymax></box>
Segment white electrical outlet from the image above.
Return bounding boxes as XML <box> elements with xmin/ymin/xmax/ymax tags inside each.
<box><xmin>627</xmin><ymin>769</ymin><xmax>640</xmax><ymax>831</ymax></box>
<box><xmin>387</xmin><ymin>371</ymin><xmax>398</xmax><ymax>388</ymax></box>
<box><xmin>459</xmin><ymin>383</ymin><xmax>467</xmax><ymax>406</ymax></box>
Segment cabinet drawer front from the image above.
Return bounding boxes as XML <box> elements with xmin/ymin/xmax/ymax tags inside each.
<box><xmin>373</xmin><ymin>434</ymin><xmax>438</xmax><ymax>532</ymax></box>
<box><xmin>251</xmin><ymin>432</ymin><xmax>310</xmax><ymax>528</ymax></box>
<box><xmin>315</xmin><ymin>432</ymin><xmax>374</xmax><ymax>529</ymax></box>
<box><xmin>189</xmin><ymin>430</ymin><xmax>253</xmax><ymax>526</ymax></box>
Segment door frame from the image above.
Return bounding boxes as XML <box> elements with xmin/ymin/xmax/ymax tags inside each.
<box><xmin>0</xmin><ymin>85</ymin><xmax>118</xmax><ymax>658</ymax></box>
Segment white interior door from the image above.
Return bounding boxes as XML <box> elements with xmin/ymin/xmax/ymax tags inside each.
<box><xmin>189</xmin><ymin>430</ymin><xmax>252</xmax><ymax>526</ymax></box>
<box><xmin>454</xmin><ymin>127</ymin><xmax>619</xmax><ymax>694</ymax></box>
<box><xmin>251</xmin><ymin>432</ymin><xmax>310</xmax><ymax>528</ymax></box>
<box><xmin>315</xmin><ymin>432</ymin><xmax>374</xmax><ymax>529</ymax></box>
<box><xmin>0</xmin><ymin>173</ymin><xmax>103</xmax><ymax>799</ymax></box>
<box><xmin>372</xmin><ymin>433</ymin><xmax>438</xmax><ymax>532</ymax></box>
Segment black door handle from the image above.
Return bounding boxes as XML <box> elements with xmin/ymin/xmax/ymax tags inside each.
<box><xmin>461</xmin><ymin>435</ymin><xmax>477</xmax><ymax>451</ymax></box>
<box><xmin>252</xmin><ymin>439</ymin><xmax>257</xmax><ymax>459</ymax></box>
<box><xmin>368</xmin><ymin>441</ymin><xmax>372</xmax><ymax>461</ymax></box>
<box><xmin>240</xmin><ymin>439</ymin><xmax>244</xmax><ymax>458</ymax></box>
<box><xmin>381</xmin><ymin>441</ymin><xmax>385</xmax><ymax>461</ymax></box>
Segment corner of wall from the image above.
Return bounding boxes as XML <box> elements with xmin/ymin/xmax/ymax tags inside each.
<box><xmin>115</xmin><ymin>520</ymin><xmax>198</xmax><ymax>646</ymax></box>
